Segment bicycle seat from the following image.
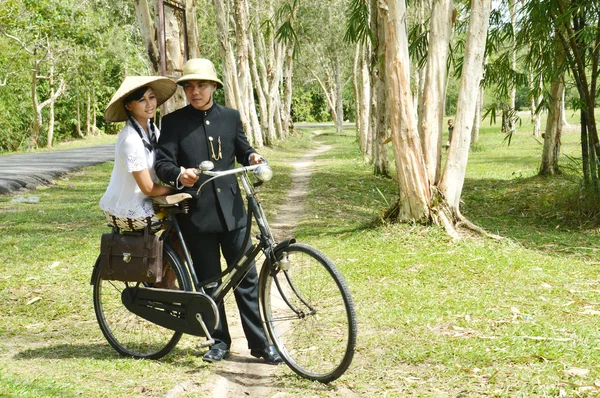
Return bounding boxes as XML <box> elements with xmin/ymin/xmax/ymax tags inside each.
<box><xmin>152</xmin><ymin>193</ymin><xmax>192</xmax><ymax>206</ymax></box>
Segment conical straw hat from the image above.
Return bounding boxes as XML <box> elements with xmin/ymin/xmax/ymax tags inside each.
<box><xmin>104</xmin><ymin>76</ymin><xmax>177</xmax><ymax>122</ymax></box>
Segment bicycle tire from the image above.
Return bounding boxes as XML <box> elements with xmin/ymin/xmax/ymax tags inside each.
<box><xmin>92</xmin><ymin>243</ymin><xmax>192</xmax><ymax>359</ymax></box>
<box><xmin>259</xmin><ymin>243</ymin><xmax>357</xmax><ymax>383</ymax></box>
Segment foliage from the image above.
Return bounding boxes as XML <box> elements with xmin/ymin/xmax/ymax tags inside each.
<box><xmin>0</xmin><ymin>0</ymin><xmax>150</xmax><ymax>152</ymax></box>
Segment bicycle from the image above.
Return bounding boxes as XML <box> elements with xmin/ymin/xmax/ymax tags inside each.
<box><xmin>90</xmin><ymin>160</ymin><xmax>357</xmax><ymax>383</ymax></box>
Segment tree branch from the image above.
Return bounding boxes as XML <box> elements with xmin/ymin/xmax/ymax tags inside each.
<box><xmin>311</xmin><ymin>70</ymin><xmax>337</xmax><ymax>120</ymax></box>
<box><xmin>0</xmin><ymin>71</ymin><xmax>17</xmax><ymax>87</ymax></box>
<box><xmin>0</xmin><ymin>30</ymin><xmax>35</xmax><ymax>55</ymax></box>
<box><xmin>39</xmin><ymin>79</ymin><xmax>65</xmax><ymax>110</ymax></box>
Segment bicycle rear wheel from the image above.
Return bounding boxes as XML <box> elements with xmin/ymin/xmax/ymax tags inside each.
<box><xmin>259</xmin><ymin>243</ymin><xmax>357</xmax><ymax>383</ymax></box>
<box><xmin>92</xmin><ymin>244</ymin><xmax>192</xmax><ymax>359</ymax></box>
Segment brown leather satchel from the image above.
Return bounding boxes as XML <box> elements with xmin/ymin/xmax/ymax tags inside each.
<box><xmin>99</xmin><ymin>227</ymin><xmax>163</xmax><ymax>283</ymax></box>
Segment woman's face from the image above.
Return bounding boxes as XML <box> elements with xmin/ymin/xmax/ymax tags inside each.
<box><xmin>125</xmin><ymin>87</ymin><xmax>157</xmax><ymax>123</ymax></box>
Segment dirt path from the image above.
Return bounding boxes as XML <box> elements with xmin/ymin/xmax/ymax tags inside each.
<box><xmin>167</xmin><ymin>142</ymin><xmax>334</xmax><ymax>397</ymax></box>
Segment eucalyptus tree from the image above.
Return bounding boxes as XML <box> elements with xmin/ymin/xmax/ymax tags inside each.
<box><xmin>293</xmin><ymin>1</ymin><xmax>352</xmax><ymax>134</ymax></box>
<box><xmin>346</xmin><ymin>0</ymin><xmax>390</xmax><ymax>175</ymax></box>
<box><xmin>133</xmin><ymin>0</ymin><xmax>200</xmax><ymax>115</ymax></box>
<box><xmin>349</xmin><ymin>0</ymin><xmax>492</xmax><ymax>236</ymax></box>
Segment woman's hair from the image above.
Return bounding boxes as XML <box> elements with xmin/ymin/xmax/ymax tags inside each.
<box><xmin>123</xmin><ymin>86</ymin><xmax>150</xmax><ymax>105</ymax></box>
<box><xmin>123</xmin><ymin>85</ymin><xmax>157</xmax><ymax>151</ymax></box>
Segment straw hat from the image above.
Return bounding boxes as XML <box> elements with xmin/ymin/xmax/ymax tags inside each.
<box><xmin>104</xmin><ymin>76</ymin><xmax>177</xmax><ymax>122</ymax></box>
<box><xmin>177</xmin><ymin>58</ymin><xmax>223</xmax><ymax>88</ymax></box>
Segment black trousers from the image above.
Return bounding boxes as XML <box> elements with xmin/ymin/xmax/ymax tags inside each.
<box><xmin>187</xmin><ymin>227</ymin><xmax>269</xmax><ymax>351</ymax></box>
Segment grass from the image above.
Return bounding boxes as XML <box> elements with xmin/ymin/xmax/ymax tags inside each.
<box><xmin>1</xmin><ymin>118</ymin><xmax>600</xmax><ymax>396</ymax></box>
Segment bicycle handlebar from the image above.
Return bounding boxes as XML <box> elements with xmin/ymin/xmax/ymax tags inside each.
<box><xmin>196</xmin><ymin>163</ymin><xmax>262</xmax><ymax>177</ymax></box>
<box><xmin>194</xmin><ymin>160</ymin><xmax>273</xmax><ymax>195</ymax></box>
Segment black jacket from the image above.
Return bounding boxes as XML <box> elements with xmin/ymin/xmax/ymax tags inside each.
<box><xmin>155</xmin><ymin>103</ymin><xmax>256</xmax><ymax>234</ymax></box>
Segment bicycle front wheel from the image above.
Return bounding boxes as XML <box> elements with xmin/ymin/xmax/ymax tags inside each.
<box><xmin>92</xmin><ymin>244</ymin><xmax>192</xmax><ymax>359</ymax></box>
<box><xmin>259</xmin><ymin>243</ymin><xmax>357</xmax><ymax>383</ymax></box>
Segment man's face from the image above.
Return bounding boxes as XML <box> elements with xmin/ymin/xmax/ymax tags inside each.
<box><xmin>183</xmin><ymin>80</ymin><xmax>217</xmax><ymax>110</ymax></box>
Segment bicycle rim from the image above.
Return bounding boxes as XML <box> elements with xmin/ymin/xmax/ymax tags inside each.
<box><xmin>92</xmin><ymin>245</ymin><xmax>191</xmax><ymax>359</ymax></box>
<box><xmin>260</xmin><ymin>243</ymin><xmax>357</xmax><ymax>383</ymax></box>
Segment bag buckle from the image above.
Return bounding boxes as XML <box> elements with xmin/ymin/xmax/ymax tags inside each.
<box><xmin>123</xmin><ymin>253</ymin><xmax>132</xmax><ymax>263</ymax></box>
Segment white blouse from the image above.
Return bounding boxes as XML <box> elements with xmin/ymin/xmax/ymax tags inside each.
<box><xmin>99</xmin><ymin>120</ymin><xmax>159</xmax><ymax>219</ymax></box>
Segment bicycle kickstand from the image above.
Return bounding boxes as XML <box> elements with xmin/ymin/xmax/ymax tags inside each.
<box><xmin>195</xmin><ymin>313</ymin><xmax>216</xmax><ymax>347</ymax></box>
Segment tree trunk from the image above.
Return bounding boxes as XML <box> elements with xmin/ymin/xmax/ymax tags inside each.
<box><xmin>335</xmin><ymin>57</ymin><xmax>344</xmax><ymax>133</ymax></box>
<box><xmin>539</xmin><ymin>75</ymin><xmax>564</xmax><ymax>175</ymax></box>
<box><xmin>366</xmin><ymin>0</ymin><xmax>386</xmax><ymax>170</ymax></box>
<box><xmin>31</xmin><ymin>54</ymin><xmax>41</xmax><ymax>149</ymax></box>
<box><xmin>92</xmin><ymin>87</ymin><xmax>97</xmax><ymax>135</ymax></box>
<box><xmin>185</xmin><ymin>0</ymin><xmax>200</xmax><ymax>58</ymax></box>
<box><xmin>248</xmin><ymin>27</ymin><xmax>268</xmax><ymax>146</ymax></box>
<box><xmin>471</xmin><ymin>86</ymin><xmax>483</xmax><ymax>144</ymax></box>
<box><xmin>76</xmin><ymin>99</ymin><xmax>83</xmax><ymax>138</ymax></box>
<box><xmin>382</xmin><ymin>0</ymin><xmax>431</xmax><ymax>222</ymax></box>
<box><xmin>354</xmin><ymin>41</ymin><xmax>371</xmax><ymax>158</ymax></box>
<box><xmin>529</xmin><ymin>71</ymin><xmax>543</xmax><ymax>137</ymax></box>
<box><xmin>313</xmin><ymin>70</ymin><xmax>337</xmax><ymax>122</ymax></box>
<box><xmin>419</xmin><ymin>0</ymin><xmax>454</xmax><ymax>185</ymax></box>
<box><xmin>281</xmin><ymin>43</ymin><xmax>295</xmax><ymax>138</ymax></box>
<box><xmin>132</xmin><ymin>0</ymin><xmax>160</xmax><ymax>73</ymax></box>
<box><xmin>86</xmin><ymin>90</ymin><xmax>91</xmax><ymax>136</ymax></box>
<box><xmin>234</xmin><ymin>0</ymin><xmax>253</xmax><ymax>143</ymax></box>
<box><xmin>507</xmin><ymin>0</ymin><xmax>517</xmax><ymax>135</ymax></box>
<box><xmin>439</xmin><ymin>0</ymin><xmax>492</xmax><ymax>211</ymax></box>
<box><xmin>47</xmin><ymin>56</ymin><xmax>55</xmax><ymax>148</ymax></box>
<box><xmin>133</xmin><ymin>0</ymin><xmax>194</xmax><ymax>114</ymax></box>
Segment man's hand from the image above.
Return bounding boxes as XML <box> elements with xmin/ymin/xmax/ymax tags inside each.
<box><xmin>249</xmin><ymin>153</ymin><xmax>266</xmax><ymax>165</ymax></box>
<box><xmin>179</xmin><ymin>167</ymin><xmax>199</xmax><ymax>187</ymax></box>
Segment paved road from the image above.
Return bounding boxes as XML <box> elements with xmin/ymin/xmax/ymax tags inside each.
<box><xmin>0</xmin><ymin>144</ymin><xmax>115</xmax><ymax>195</ymax></box>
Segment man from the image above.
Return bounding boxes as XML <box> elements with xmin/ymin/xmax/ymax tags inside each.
<box><xmin>446</xmin><ymin>119</ymin><xmax>454</xmax><ymax>148</ymax></box>
<box><xmin>155</xmin><ymin>58</ymin><xmax>282</xmax><ymax>364</ymax></box>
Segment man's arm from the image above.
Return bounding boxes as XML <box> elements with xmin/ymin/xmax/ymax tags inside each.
<box><xmin>233</xmin><ymin>110</ymin><xmax>258</xmax><ymax>165</ymax></box>
<box><xmin>155</xmin><ymin>117</ymin><xmax>184</xmax><ymax>189</ymax></box>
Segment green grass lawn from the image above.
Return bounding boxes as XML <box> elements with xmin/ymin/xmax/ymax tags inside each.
<box><xmin>1</xmin><ymin>118</ymin><xmax>600</xmax><ymax>397</ymax></box>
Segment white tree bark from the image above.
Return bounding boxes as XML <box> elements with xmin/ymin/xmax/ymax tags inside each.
<box><xmin>439</xmin><ymin>0</ymin><xmax>492</xmax><ymax>210</ymax></box>
<box><xmin>540</xmin><ymin>36</ymin><xmax>566</xmax><ymax>175</ymax></box>
<box><xmin>353</xmin><ymin>41</ymin><xmax>371</xmax><ymax>157</ymax></box>
<box><xmin>132</xmin><ymin>0</ymin><xmax>161</xmax><ymax>73</ymax></box>
<box><xmin>234</xmin><ymin>0</ymin><xmax>253</xmax><ymax>142</ymax></box>
<box><xmin>47</xmin><ymin>49</ymin><xmax>55</xmax><ymax>148</ymax></box>
<box><xmin>539</xmin><ymin>78</ymin><xmax>564</xmax><ymax>175</ymax></box>
<box><xmin>382</xmin><ymin>0</ymin><xmax>431</xmax><ymax>221</ymax></box>
<box><xmin>248</xmin><ymin>27</ymin><xmax>268</xmax><ymax>145</ymax></box>
<box><xmin>419</xmin><ymin>0</ymin><xmax>454</xmax><ymax>184</ymax></box>
<box><xmin>472</xmin><ymin>85</ymin><xmax>483</xmax><ymax>144</ymax></box>
<box><xmin>335</xmin><ymin>57</ymin><xmax>344</xmax><ymax>133</ymax></box>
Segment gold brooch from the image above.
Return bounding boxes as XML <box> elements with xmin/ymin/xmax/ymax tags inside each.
<box><xmin>208</xmin><ymin>136</ymin><xmax>222</xmax><ymax>160</ymax></box>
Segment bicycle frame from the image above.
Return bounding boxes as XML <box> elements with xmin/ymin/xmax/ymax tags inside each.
<box><xmin>162</xmin><ymin>164</ymin><xmax>288</xmax><ymax>305</ymax></box>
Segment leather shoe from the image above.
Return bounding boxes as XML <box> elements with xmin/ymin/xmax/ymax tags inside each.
<box><xmin>202</xmin><ymin>348</ymin><xmax>229</xmax><ymax>363</ymax></box>
<box><xmin>250</xmin><ymin>345</ymin><xmax>283</xmax><ymax>364</ymax></box>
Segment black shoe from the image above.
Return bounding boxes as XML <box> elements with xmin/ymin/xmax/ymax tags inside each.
<box><xmin>250</xmin><ymin>345</ymin><xmax>283</xmax><ymax>364</ymax></box>
<box><xmin>203</xmin><ymin>348</ymin><xmax>229</xmax><ymax>363</ymax></box>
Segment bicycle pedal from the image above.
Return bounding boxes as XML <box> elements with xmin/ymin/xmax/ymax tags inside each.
<box><xmin>198</xmin><ymin>339</ymin><xmax>215</xmax><ymax>348</ymax></box>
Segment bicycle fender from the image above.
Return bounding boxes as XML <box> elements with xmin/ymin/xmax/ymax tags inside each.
<box><xmin>89</xmin><ymin>256</ymin><xmax>101</xmax><ymax>285</ymax></box>
<box><xmin>273</xmin><ymin>238</ymin><xmax>296</xmax><ymax>254</ymax></box>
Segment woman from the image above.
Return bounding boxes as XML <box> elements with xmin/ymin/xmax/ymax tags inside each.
<box><xmin>100</xmin><ymin>76</ymin><xmax>177</xmax><ymax>230</ymax></box>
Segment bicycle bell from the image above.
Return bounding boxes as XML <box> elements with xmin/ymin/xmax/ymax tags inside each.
<box><xmin>199</xmin><ymin>160</ymin><xmax>214</xmax><ymax>171</ymax></box>
<box><xmin>254</xmin><ymin>164</ymin><xmax>273</xmax><ymax>182</ymax></box>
